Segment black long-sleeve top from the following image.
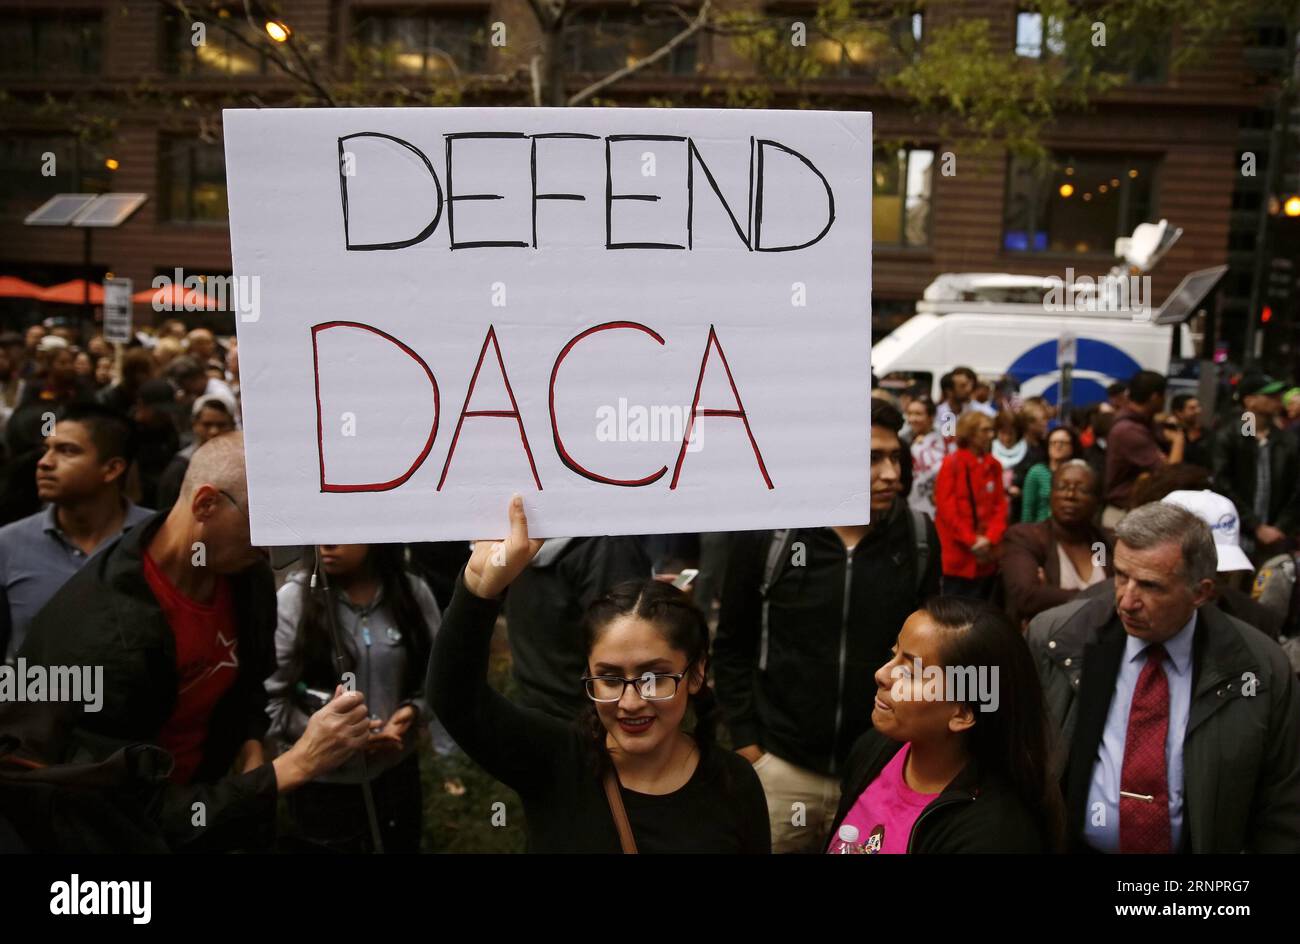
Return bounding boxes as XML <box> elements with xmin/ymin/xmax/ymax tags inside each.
<box><xmin>428</xmin><ymin>578</ymin><xmax>771</xmax><ymax>854</ymax></box>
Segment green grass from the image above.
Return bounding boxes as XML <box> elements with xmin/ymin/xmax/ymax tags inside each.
<box><xmin>419</xmin><ymin>617</ymin><xmax>526</xmax><ymax>853</ymax></box>
<box><xmin>418</xmin><ymin>744</ymin><xmax>526</xmax><ymax>853</ymax></box>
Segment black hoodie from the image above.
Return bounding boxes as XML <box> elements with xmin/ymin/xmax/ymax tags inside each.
<box><xmin>714</xmin><ymin>499</ymin><xmax>941</xmax><ymax>776</ymax></box>
<box><xmin>826</xmin><ymin>729</ymin><xmax>1051</xmax><ymax>853</ymax></box>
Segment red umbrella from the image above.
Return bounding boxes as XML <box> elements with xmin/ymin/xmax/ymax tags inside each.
<box><xmin>0</xmin><ymin>276</ymin><xmax>44</xmax><ymax>299</ymax></box>
<box><xmin>40</xmin><ymin>280</ymin><xmax>106</xmax><ymax>305</ymax></box>
<box><xmin>133</xmin><ymin>283</ymin><xmax>221</xmax><ymax>310</ymax></box>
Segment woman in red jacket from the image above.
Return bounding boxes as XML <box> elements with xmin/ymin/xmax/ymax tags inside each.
<box><xmin>935</xmin><ymin>410</ymin><xmax>1008</xmax><ymax>599</ymax></box>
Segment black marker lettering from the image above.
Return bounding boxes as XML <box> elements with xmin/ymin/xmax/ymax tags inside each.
<box><xmin>338</xmin><ymin>132</ymin><xmax>444</xmax><ymax>251</ymax></box>
<box><xmin>445</xmin><ymin>132</ymin><xmax>530</xmax><ymax>250</ymax></box>
<box><xmin>753</xmin><ymin>139</ymin><xmax>835</xmax><ymax>252</ymax></box>
<box><xmin>531</xmin><ymin>133</ymin><xmax>600</xmax><ymax>249</ymax></box>
<box><xmin>605</xmin><ymin>134</ymin><xmax>688</xmax><ymax>250</ymax></box>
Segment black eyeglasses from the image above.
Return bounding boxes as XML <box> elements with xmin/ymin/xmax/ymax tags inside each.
<box><xmin>582</xmin><ymin>672</ymin><xmax>688</xmax><ymax>703</ymax></box>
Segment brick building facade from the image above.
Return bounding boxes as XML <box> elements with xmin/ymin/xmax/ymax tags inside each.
<box><xmin>0</xmin><ymin>1</ymin><xmax>1292</xmax><ymax>359</ymax></box>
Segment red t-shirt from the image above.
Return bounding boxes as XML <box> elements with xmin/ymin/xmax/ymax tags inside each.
<box><xmin>143</xmin><ymin>551</ymin><xmax>239</xmax><ymax>784</ymax></box>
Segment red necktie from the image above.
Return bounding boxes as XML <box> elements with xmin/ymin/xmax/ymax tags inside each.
<box><xmin>1119</xmin><ymin>644</ymin><xmax>1172</xmax><ymax>853</ymax></box>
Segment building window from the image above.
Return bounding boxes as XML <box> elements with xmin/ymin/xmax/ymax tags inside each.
<box><xmin>1003</xmin><ymin>153</ymin><xmax>1158</xmax><ymax>254</ymax></box>
<box><xmin>566</xmin><ymin>6</ymin><xmax>700</xmax><ymax>77</ymax></box>
<box><xmin>160</xmin><ymin>137</ymin><xmax>228</xmax><ymax>223</ymax></box>
<box><xmin>1016</xmin><ymin>9</ymin><xmax>1166</xmax><ymax>83</ymax></box>
<box><xmin>352</xmin><ymin>8</ymin><xmax>489</xmax><ymax>78</ymax></box>
<box><xmin>161</xmin><ymin>6</ymin><xmax>273</xmax><ymax>76</ymax></box>
<box><xmin>874</xmin><ymin>147</ymin><xmax>933</xmax><ymax>248</ymax></box>
<box><xmin>0</xmin><ymin>12</ymin><xmax>102</xmax><ymax>76</ymax></box>
<box><xmin>755</xmin><ymin>7</ymin><xmax>921</xmax><ymax>79</ymax></box>
<box><xmin>1015</xmin><ymin>10</ymin><xmax>1064</xmax><ymax>59</ymax></box>
<box><xmin>1092</xmin><ymin>28</ymin><xmax>1169</xmax><ymax>85</ymax></box>
<box><xmin>0</xmin><ymin>135</ymin><xmax>108</xmax><ymax>212</ymax></box>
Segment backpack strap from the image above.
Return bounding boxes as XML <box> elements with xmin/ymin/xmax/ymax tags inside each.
<box><xmin>909</xmin><ymin>509</ymin><xmax>930</xmax><ymax>596</ymax></box>
<box><xmin>759</xmin><ymin>529</ymin><xmax>792</xmax><ymax>600</ymax></box>
<box><xmin>758</xmin><ymin>529</ymin><xmax>794</xmax><ymax>673</ymax></box>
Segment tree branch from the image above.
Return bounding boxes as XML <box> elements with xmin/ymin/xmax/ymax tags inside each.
<box><xmin>529</xmin><ymin>54</ymin><xmax>544</xmax><ymax>107</ymax></box>
<box><xmin>567</xmin><ymin>0</ymin><xmax>712</xmax><ymax>106</ymax></box>
<box><xmin>154</xmin><ymin>0</ymin><xmax>336</xmax><ymax>106</ymax></box>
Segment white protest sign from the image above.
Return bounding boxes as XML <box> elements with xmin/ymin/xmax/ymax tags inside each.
<box><xmin>102</xmin><ymin>278</ymin><xmax>133</xmax><ymax>343</ymax></box>
<box><xmin>223</xmin><ymin>107</ymin><xmax>872</xmax><ymax>545</ymax></box>
<box><xmin>1057</xmin><ymin>332</ymin><xmax>1077</xmax><ymax>368</ymax></box>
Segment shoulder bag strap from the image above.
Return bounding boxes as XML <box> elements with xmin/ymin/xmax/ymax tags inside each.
<box><xmin>602</xmin><ymin>768</ymin><xmax>638</xmax><ymax>854</ymax></box>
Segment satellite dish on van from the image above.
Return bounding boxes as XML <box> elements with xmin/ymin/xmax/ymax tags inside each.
<box><xmin>1115</xmin><ymin>219</ymin><xmax>1182</xmax><ymax>273</ymax></box>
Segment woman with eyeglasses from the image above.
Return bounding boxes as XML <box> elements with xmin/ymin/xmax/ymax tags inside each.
<box><xmin>1019</xmin><ymin>426</ymin><xmax>1081</xmax><ymax>523</ymax></box>
<box><xmin>1000</xmin><ymin>460</ymin><xmax>1112</xmax><ymax>628</ymax></box>
<box><xmin>427</xmin><ymin>496</ymin><xmax>770</xmax><ymax>853</ymax></box>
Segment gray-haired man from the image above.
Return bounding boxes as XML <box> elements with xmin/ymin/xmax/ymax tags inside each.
<box><xmin>1027</xmin><ymin>502</ymin><xmax>1300</xmax><ymax>853</ymax></box>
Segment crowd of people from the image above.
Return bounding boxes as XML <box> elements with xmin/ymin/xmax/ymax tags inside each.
<box><xmin>0</xmin><ymin>320</ymin><xmax>1298</xmax><ymax>855</ymax></box>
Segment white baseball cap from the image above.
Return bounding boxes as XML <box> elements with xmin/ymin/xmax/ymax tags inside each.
<box><xmin>1160</xmin><ymin>490</ymin><xmax>1254</xmax><ymax>573</ymax></box>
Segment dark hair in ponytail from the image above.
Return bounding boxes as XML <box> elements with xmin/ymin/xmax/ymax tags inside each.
<box><xmin>578</xmin><ymin>579</ymin><xmax>716</xmax><ymax>775</ymax></box>
<box><xmin>288</xmin><ymin>544</ymin><xmax>432</xmax><ymax>700</ymax></box>
<box><xmin>922</xmin><ymin>596</ymin><xmax>1065</xmax><ymax>852</ymax></box>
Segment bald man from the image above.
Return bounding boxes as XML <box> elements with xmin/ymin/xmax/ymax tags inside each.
<box><xmin>15</xmin><ymin>432</ymin><xmax>371</xmax><ymax>851</ymax></box>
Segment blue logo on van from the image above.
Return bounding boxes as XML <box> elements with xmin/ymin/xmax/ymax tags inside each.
<box><xmin>1007</xmin><ymin>339</ymin><xmax>1142</xmax><ymax>406</ymax></box>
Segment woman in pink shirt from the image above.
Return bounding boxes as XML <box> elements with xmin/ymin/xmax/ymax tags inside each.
<box><xmin>825</xmin><ymin>598</ymin><xmax>1061</xmax><ymax>853</ymax></box>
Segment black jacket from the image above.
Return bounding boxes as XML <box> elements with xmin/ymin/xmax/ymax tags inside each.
<box><xmin>17</xmin><ymin>510</ymin><xmax>280</xmax><ymax>851</ymax></box>
<box><xmin>714</xmin><ymin>499</ymin><xmax>942</xmax><ymax>776</ymax></box>
<box><xmin>1211</xmin><ymin>423</ymin><xmax>1300</xmax><ymax>535</ymax></box>
<box><xmin>504</xmin><ymin>536</ymin><xmax>650</xmax><ymax>722</ymax></box>
<box><xmin>826</xmin><ymin>730</ymin><xmax>1050</xmax><ymax>853</ymax></box>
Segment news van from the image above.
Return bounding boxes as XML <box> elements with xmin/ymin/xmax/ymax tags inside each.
<box><xmin>872</xmin><ymin>220</ymin><xmax>1226</xmax><ymax>407</ymax></box>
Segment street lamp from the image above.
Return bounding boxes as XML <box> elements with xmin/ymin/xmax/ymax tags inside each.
<box><xmin>265</xmin><ymin>20</ymin><xmax>291</xmax><ymax>43</ymax></box>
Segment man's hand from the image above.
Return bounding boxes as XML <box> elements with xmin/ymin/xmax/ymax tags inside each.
<box><xmin>1256</xmin><ymin>523</ymin><xmax>1286</xmax><ymax>546</ymax></box>
<box><xmin>273</xmin><ymin>686</ymin><xmax>370</xmax><ymax>792</ymax></box>
<box><xmin>736</xmin><ymin>744</ymin><xmax>764</xmax><ymax>765</ymax></box>
<box><xmin>971</xmin><ymin>535</ymin><xmax>993</xmax><ymax>562</ymax></box>
<box><xmin>233</xmin><ymin>739</ymin><xmax>264</xmax><ymax>774</ymax></box>
<box><xmin>463</xmin><ymin>495</ymin><xmax>544</xmax><ymax>599</ymax></box>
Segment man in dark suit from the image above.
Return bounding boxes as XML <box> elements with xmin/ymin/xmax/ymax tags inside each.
<box><xmin>1027</xmin><ymin>502</ymin><xmax>1300</xmax><ymax>853</ymax></box>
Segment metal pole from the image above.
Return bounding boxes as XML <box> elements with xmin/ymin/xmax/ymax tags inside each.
<box><xmin>1245</xmin><ymin>14</ymin><xmax>1299</xmax><ymax>367</ymax></box>
<box><xmin>312</xmin><ymin>547</ymin><xmax>385</xmax><ymax>854</ymax></box>
<box><xmin>82</xmin><ymin>227</ymin><xmax>93</xmax><ymax>328</ymax></box>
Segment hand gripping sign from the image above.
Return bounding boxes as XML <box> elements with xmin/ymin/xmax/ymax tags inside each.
<box><xmin>223</xmin><ymin>107</ymin><xmax>872</xmax><ymax>544</ymax></box>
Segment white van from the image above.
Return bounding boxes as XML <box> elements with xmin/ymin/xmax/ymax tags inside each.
<box><xmin>872</xmin><ymin>221</ymin><xmax>1225</xmax><ymax>407</ymax></box>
